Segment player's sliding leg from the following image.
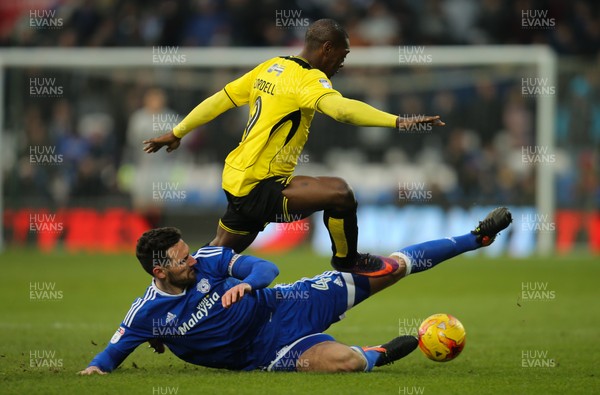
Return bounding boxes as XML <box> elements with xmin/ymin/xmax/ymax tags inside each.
<box><xmin>336</xmin><ymin>206</ymin><xmax>510</xmax><ymax>279</ymax></box>
<box><xmin>393</xmin><ymin>206</ymin><xmax>513</xmax><ymax>276</ymax></box>
<box><xmin>356</xmin><ymin>336</ymin><xmax>419</xmax><ymax>369</ymax></box>
<box><xmin>368</xmin><ymin>207</ymin><xmax>513</xmax><ymax>295</ymax></box>
<box><xmin>283</xmin><ymin>175</ymin><xmax>397</xmax><ymax>277</ymax></box>
<box><xmin>470</xmin><ymin>206</ymin><xmax>513</xmax><ymax>246</ymax></box>
<box><xmin>295</xmin><ymin>341</ymin><xmax>366</xmax><ymax>372</ymax></box>
<box><xmin>320</xmin><ymin>207</ymin><xmax>514</xmax><ymax>371</ymax></box>
<box><xmin>295</xmin><ymin>337</ymin><xmax>418</xmax><ymax>372</ymax></box>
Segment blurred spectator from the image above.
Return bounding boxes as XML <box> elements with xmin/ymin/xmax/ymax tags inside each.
<box><xmin>398</xmin><ymin>95</ymin><xmax>427</xmax><ymax>158</ymax></box>
<box><xmin>465</xmin><ymin>77</ymin><xmax>504</xmax><ymax>147</ymax></box>
<box><xmin>356</xmin><ymin>1</ymin><xmax>400</xmax><ymax>45</ymax></box>
<box><xmin>4</xmin><ymin>158</ymin><xmax>55</xmax><ymax>205</ymax></box>
<box><xmin>357</xmin><ymin>79</ymin><xmax>394</xmax><ymax>159</ymax></box>
<box><xmin>52</xmin><ymin>100</ymin><xmax>89</xmax><ymax>192</ymax></box>
<box><xmin>431</xmin><ymin>90</ymin><xmax>462</xmax><ymax>140</ymax></box>
<box><xmin>444</xmin><ymin>128</ymin><xmax>482</xmax><ymax>203</ymax></box>
<box><xmin>501</xmin><ymin>86</ymin><xmax>534</xmax><ymax>149</ymax></box>
<box><xmin>575</xmin><ymin>150</ymin><xmax>600</xmax><ymax>209</ymax></box>
<box><xmin>70</xmin><ymin>157</ymin><xmax>109</xmax><ymax>200</ymax></box>
<box><xmin>473</xmin><ymin>0</ymin><xmax>510</xmax><ymax>44</ymax></box>
<box><xmin>440</xmin><ymin>0</ymin><xmax>479</xmax><ymax>44</ymax></box>
<box><xmin>560</xmin><ymin>73</ymin><xmax>600</xmax><ymax>148</ymax></box>
<box><xmin>126</xmin><ymin>88</ymin><xmax>178</xmax><ymax>165</ymax></box>
<box><xmin>417</xmin><ymin>0</ymin><xmax>452</xmax><ymax>44</ymax></box>
<box><xmin>182</xmin><ymin>0</ymin><xmax>229</xmax><ymax>46</ymax></box>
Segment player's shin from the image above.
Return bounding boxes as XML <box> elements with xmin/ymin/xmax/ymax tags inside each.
<box><xmin>324</xmin><ymin>208</ymin><xmax>358</xmax><ymax>265</ymax></box>
<box><xmin>350</xmin><ymin>346</ymin><xmax>378</xmax><ymax>372</ymax></box>
<box><xmin>393</xmin><ymin>233</ymin><xmax>479</xmax><ymax>275</ymax></box>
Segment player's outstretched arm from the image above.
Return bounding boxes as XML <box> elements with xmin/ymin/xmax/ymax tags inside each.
<box><xmin>79</xmin><ymin>320</ymin><xmax>149</xmax><ymax>375</ymax></box>
<box><xmin>78</xmin><ymin>366</ymin><xmax>107</xmax><ymax>375</ymax></box>
<box><xmin>317</xmin><ymin>94</ymin><xmax>444</xmax><ymax>130</ymax></box>
<box><xmin>142</xmin><ymin>89</ymin><xmax>236</xmax><ymax>153</ymax></box>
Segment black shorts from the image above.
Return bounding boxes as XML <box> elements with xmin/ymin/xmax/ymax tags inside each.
<box><xmin>219</xmin><ymin>176</ymin><xmax>295</xmax><ymax>235</ymax></box>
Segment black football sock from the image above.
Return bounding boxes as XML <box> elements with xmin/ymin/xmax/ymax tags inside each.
<box><xmin>324</xmin><ymin>208</ymin><xmax>358</xmax><ymax>266</ymax></box>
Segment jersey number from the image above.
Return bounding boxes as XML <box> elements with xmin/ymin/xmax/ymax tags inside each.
<box><xmin>310</xmin><ymin>277</ymin><xmax>331</xmax><ymax>291</ymax></box>
<box><xmin>241</xmin><ymin>96</ymin><xmax>301</xmax><ymax>148</ymax></box>
<box><xmin>242</xmin><ymin>96</ymin><xmax>262</xmax><ymax>141</ymax></box>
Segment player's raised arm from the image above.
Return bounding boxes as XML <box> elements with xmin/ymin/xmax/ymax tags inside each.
<box><xmin>143</xmin><ymin>89</ymin><xmax>236</xmax><ymax>153</ymax></box>
<box><xmin>316</xmin><ymin>94</ymin><xmax>445</xmax><ymax>130</ymax></box>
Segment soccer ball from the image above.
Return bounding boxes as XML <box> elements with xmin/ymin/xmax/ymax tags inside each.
<box><xmin>418</xmin><ymin>313</ymin><xmax>466</xmax><ymax>362</ymax></box>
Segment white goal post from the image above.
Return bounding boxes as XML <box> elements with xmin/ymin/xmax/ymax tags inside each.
<box><xmin>0</xmin><ymin>46</ymin><xmax>557</xmax><ymax>254</ymax></box>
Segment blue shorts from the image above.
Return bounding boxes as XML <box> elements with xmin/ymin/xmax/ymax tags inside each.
<box><xmin>261</xmin><ymin>271</ymin><xmax>371</xmax><ymax>371</ymax></box>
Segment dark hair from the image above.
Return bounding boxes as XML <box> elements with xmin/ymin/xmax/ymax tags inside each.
<box><xmin>135</xmin><ymin>227</ymin><xmax>182</xmax><ymax>276</ymax></box>
<box><xmin>305</xmin><ymin>19</ymin><xmax>348</xmax><ymax>50</ymax></box>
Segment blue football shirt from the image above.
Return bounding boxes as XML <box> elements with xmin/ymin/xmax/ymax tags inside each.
<box><xmin>90</xmin><ymin>246</ymin><xmax>279</xmax><ymax>371</ymax></box>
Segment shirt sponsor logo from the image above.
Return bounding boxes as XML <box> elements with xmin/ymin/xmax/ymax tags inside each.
<box><xmin>177</xmin><ymin>292</ymin><xmax>220</xmax><ymax>335</ymax></box>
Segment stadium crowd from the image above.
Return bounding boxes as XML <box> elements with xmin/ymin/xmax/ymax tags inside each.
<box><xmin>1</xmin><ymin>0</ymin><xmax>599</xmax><ymax>211</ymax></box>
<box><xmin>2</xmin><ymin>0</ymin><xmax>599</xmax><ymax>53</ymax></box>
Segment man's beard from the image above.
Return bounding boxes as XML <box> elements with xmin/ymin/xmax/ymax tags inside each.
<box><xmin>166</xmin><ymin>270</ymin><xmax>196</xmax><ymax>289</ymax></box>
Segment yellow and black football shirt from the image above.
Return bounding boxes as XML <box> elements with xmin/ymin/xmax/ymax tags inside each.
<box><xmin>221</xmin><ymin>56</ymin><xmax>341</xmax><ymax>197</ymax></box>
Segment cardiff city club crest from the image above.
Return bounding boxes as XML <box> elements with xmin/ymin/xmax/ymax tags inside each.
<box><xmin>197</xmin><ymin>278</ymin><xmax>211</xmax><ymax>294</ymax></box>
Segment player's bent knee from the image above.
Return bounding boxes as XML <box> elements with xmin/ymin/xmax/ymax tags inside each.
<box><xmin>328</xmin><ymin>178</ymin><xmax>357</xmax><ymax>209</ymax></box>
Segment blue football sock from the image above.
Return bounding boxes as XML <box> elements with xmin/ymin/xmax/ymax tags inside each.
<box><xmin>395</xmin><ymin>233</ymin><xmax>480</xmax><ymax>275</ymax></box>
<box><xmin>350</xmin><ymin>346</ymin><xmax>380</xmax><ymax>372</ymax></box>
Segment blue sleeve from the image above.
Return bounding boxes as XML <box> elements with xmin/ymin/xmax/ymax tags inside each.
<box><xmin>88</xmin><ymin>323</ymin><xmax>148</xmax><ymax>372</ymax></box>
<box><xmin>193</xmin><ymin>246</ymin><xmax>279</xmax><ymax>289</ymax></box>
<box><xmin>193</xmin><ymin>246</ymin><xmax>235</xmax><ymax>279</ymax></box>
<box><xmin>230</xmin><ymin>255</ymin><xmax>279</xmax><ymax>290</ymax></box>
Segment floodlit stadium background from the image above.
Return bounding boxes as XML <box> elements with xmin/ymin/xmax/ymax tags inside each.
<box><xmin>1</xmin><ymin>0</ymin><xmax>598</xmax><ymax>256</ymax></box>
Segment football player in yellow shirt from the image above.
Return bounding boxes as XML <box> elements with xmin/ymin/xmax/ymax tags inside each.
<box><xmin>143</xmin><ymin>19</ymin><xmax>444</xmax><ymax>277</ymax></box>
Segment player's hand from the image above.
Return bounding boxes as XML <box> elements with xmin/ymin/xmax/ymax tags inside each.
<box><xmin>148</xmin><ymin>338</ymin><xmax>165</xmax><ymax>354</ymax></box>
<box><xmin>222</xmin><ymin>283</ymin><xmax>252</xmax><ymax>308</ymax></box>
<box><xmin>77</xmin><ymin>366</ymin><xmax>107</xmax><ymax>375</ymax></box>
<box><xmin>397</xmin><ymin>115</ymin><xmax>445</xmax><ymax>130</ymax></box>
<box><xmin>142</xmin><ymin>131</ymin><xmax>181</xmax><ymax>153</ymax></box>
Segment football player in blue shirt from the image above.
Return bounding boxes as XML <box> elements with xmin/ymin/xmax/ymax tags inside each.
<box><xmin>79</xmin><ymin>207</ymin><xmax>511</xmax><ymax>374</ymax></box>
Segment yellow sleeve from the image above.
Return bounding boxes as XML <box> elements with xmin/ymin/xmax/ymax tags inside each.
<box><xmin>297</xmin><ymin>70</ymin><xmax>342</xmax><ymax>109</ymax></box>
<box><xmin>316</xmin><ymin>94</ymin><xmax>398</xmax><ymax>128</ymax></box>
<box><xmin>172</xmin><ymin>90</ymin><xmax>236</xmax><ymax>138</ymax></box>
<box><xmin>223</xmin><ymin>67</ymin><xmax>257</xmax><ymax>107</ymax></box>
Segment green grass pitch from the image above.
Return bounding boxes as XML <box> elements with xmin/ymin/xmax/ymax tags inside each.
<box><xmin>0</xmin><ymin>246</ymin><xmax>598</xmax><ymax>394</ymax></box>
